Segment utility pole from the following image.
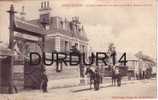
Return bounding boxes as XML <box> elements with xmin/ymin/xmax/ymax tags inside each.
<box><xmin>7</xmin><ymin>4</ymin><xmax>16</xmax><ymax>93</ymax></box>
<box><xmin>41</xmin><ymin>23</ymin><xmax>46</xmax><ymax>73</ymax></box>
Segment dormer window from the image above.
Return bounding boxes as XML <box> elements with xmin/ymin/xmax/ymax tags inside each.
<box><xmin>60</xmin><ymin>21</ymin><xmax>63</xmax><ymax>29</ymax></box>
<box><xmin>60</xmin><ymin>21</ymin><xmax>63</xmax><ymax>25</ymax></box>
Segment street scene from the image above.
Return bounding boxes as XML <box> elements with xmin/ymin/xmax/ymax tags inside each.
<box><xmin>0</xmin><ymin>0</ymin><xmax>157</xmax><ymax>100</ymax></box>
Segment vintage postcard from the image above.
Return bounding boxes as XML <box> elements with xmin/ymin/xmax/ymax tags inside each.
<box><xmin>0</xmin><ymin>0</ymin><xmax>157</xmax><ymax>100</ymax></box>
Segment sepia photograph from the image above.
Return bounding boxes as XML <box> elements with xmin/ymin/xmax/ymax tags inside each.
<box><xmin>0</xmin><ymin>0</ymin><xmax>157</xmax><ymax>100</ymax></box>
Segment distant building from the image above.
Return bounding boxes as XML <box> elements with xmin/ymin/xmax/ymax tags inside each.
<box><xmin>126</xmin><ymin>54</ymin><xmax>156</xmax><ymax>78</ymax></box>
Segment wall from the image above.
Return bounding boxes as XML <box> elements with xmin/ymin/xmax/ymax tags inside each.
<box><xmin>46</xmin><ymin>64</ymin><xmax>80</xmax><ymax>80</ymax></box>
<box><xmin>45</xmin><ymin>37</ymin><xmax>56</xmax><ymax>52</ymax></box>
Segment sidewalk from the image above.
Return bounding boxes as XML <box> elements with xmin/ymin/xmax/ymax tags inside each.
<box><xmin>47</xmin><ymin>77</ymin><xmax>122</xmax><ymax>89</ymax></box>
<box><xmin>48</xmin><ymin>78</ymin><xmax>82</xmax><ymax>89</ymax></box>
<box><xmin>47</xmin><ymin>76</ymin><xmax>152</xmax><ymax>89</ymax></box>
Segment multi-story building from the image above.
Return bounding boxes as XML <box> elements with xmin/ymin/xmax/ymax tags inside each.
<box><xmin>9</xmin><ymin>1</ymin><xmax>89</xmax><ymax>90</ymax></box>
<box><xmin>25</xmin><ymin>1</ymin><xmax>88</xmax><ymax>54</ymax></box>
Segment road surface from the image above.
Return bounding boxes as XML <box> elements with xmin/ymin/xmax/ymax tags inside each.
<box><xmin>0</xmin><ymin>78</ymin><xmax>157</xmax><ymax>100</ymax></box>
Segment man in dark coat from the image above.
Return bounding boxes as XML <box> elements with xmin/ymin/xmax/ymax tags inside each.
<box><xmin>111</xmin><ymin>65</ymin><xmax>116</xmax><ymax>86</ymax></box>
<box><xmin>41</xmin><ymin>71</ymin><xmax>48</xmax><ymax>92</ymax></box>
<box><xmin>115</xmin><ymin>66</ymin><xmax>121</xmax><ymax>86</ymax></box>
<box><xmin>93</xmin><ymin>69</ymin><xmax>101</xmax><ymax>90</ymax></box>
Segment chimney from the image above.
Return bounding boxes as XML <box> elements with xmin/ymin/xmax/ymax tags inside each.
<box><xmin>41</xmin><ymin>2</ymin><xmax>43</xmax><ymax>8</ymax></box>
<box><xmin>47</xmin><ymin>1</ymin><xmax>49</xmax><ymax>8</ymax></box>
<box><xmin>44</xmin><ymin>1</ymin><xmax>47</xmax><ymax>8</ymax></box>
<box><xmin>20</xmin><ymin>6</ymin><xmax>26</xmax><ymax>20</ymax></box>
<box><xmin>39</xmin><ymin>1</ymin><xmax>52</xmax><ymax>27</ymax></box>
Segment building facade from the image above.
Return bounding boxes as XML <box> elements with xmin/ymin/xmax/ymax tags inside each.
<box><xmin>26</xmin><ymin>1</ymin><xmax>88</xmax><ymax>54</ymax></box>
<box><xmin>7</xmin><ymin>2</ymin><xmax>89</xmax><ymax>90</ymax></box>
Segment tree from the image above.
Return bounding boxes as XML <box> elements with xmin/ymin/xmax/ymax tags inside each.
<box><xmin>107</xmin><ymin>43</ymin><xmax>117</xmax><ymax>65</ymax></box>
<box><xmin>135</xmin><ymin>51</ymin><xmax>155</xmax><ymax>65</ymax></box>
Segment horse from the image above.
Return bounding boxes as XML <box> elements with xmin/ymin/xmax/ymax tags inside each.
<box><xmin>85</xmin><ymin>67</ymin><xmax>95</xmax><ymax>89</ymax></box>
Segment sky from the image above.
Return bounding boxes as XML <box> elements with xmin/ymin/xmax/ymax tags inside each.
<box><xmin>0</xmin><ymin>0</ymin><xmax>156</xmax><ymax>59</ymax></box>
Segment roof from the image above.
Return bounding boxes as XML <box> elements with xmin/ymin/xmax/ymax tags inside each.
<box><xmin>28</xmin><ymin>18</ymin><xmax>88</xmax><ymax>41</ymax></box>
<box><xmin>14</xmin><ymin>17</ymin><xmax>45</xmax><ymax>37</ymax></box>
<box><xmin>47</xmin><ymin>27</ymin><xmax>88</xmax><ymax>41</ymax></box>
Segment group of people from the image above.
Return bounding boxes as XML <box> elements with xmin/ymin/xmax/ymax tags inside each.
<box><xmin>85</xmin><ymin>67</ymin><xmax>102</xmax><ymax>90</ymax></box>
<box><xmin>135</xmin><ymin>67</ymin><xmax>152</xmax><ymax>80</ymax></box>
<box><xmin>40</xmin><ymin>65</ymin><xmax>122</xmax><ymax>92</ymax></box>
<box><xmin>85</xmin><ymin>65</ymin><xmax>122</xmax><ymax>91</ymax></box>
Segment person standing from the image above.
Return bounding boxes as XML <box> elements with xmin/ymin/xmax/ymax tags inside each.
<box><xmin>111</xmin><ymin>65</ymin><xmax>116</xmax><ymax>86</ymax></box>
<box><xmin>40</xmin><ymin>71</ymin><xmax>48</xmax><ymax>93</ymax></box>
<box><xmin>115</xmin><ymin>66</ymin><xmax>121</xmax><ymax>87</ymax></box>
<box><xmin>93</xmin><ymin>68</ymin><xmax>101</xmax><ymax>90</ymax></box>
<box><xmin>135</xmin><ymin>62</ymin><xmax>139</xmax><ymax>80</ymax></box>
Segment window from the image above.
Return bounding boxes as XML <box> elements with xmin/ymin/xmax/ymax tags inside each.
<box><xmin>75</xmin><ymin>43</ymin><xmax>78</xmax><ymax>48</ymax></box>
<box><xmin>64</xmin><ymin>41</ymin><xmax>68</xmax><ymax>52</ymax></box>
<box><xmin>60</xmin><ymin>21</ymin><xmax>63</xmax><ymax>29</ymax></box>
<box><xmin>82</xmin><ymin>45</ymin><xmax>85</xmax><ymax>52</ymax></box>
